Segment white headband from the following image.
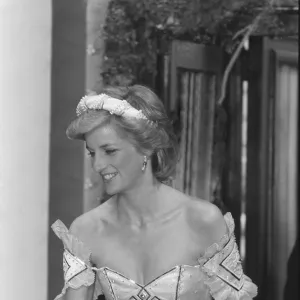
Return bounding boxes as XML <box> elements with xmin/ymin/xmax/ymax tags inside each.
<box><xmin>76</xmin><ymin>94</ymin><xmax>149</xmax><ymax>121</ymax></box>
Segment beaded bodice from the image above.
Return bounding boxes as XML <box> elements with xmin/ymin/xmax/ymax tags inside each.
<box><xmin>52</xmin><ymin>213</ymin><xmax>258</xmax><ymax>300</ymax></box>
<box><xmin>94</xmin><ymin>264</ymin><xmax>210</xmax><ymax>300</ymax></box>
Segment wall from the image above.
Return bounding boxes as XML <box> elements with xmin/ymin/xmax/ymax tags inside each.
<box><xmin>84</xmin><ymin>0</ymin><xmax>110</xmax><ymax>212</ymax></box>
<box><xmin>48</xmin><ymin>0</ymin><xmax>86</xmax><ymax>299</ymax></box>
<box><xmin>0</xmin><ymin>1</ymin><xmax>52</xmax><ymax>299</ymax></box>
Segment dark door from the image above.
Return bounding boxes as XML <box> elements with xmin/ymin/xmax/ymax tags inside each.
<box><xmin>166</xmin><ymin>40</ymin><xmax>224</xmax><ymax>201</ymax></box>
<box><xmin>246</xmin><ymin>36</ymin><xmax>298</xmax><ymax>300</ymax></box>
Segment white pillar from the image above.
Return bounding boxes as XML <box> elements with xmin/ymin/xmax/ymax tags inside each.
<box><xmin>0</xmin><ymin>1</ymin><xmax>52</xmax><ymax>300</ymax></box>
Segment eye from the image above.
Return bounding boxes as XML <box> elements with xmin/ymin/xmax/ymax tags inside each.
<box><xmin>105</xmin><ymin>149</ymin><xmax>117</xmax><ymax>155</ymax></box>
<box><xmin>87</xmin><ymin>151</ymin><xmax>95</xmax><ymax>157</ymax></box>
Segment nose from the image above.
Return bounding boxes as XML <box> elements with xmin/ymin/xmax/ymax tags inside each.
<box><xmin>92</xmin><ymin>153</ymin><xmax>107</xmax><ymax>173</ymax></box>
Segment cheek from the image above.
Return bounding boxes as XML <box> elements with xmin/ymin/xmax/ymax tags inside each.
<box><xmin>116</xmin><ymin>151</ymin><xmax>141</xmax><ymax>174</ymax></box>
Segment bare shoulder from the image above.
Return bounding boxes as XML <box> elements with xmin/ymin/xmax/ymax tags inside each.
<box><xmin>69</xmin><ymin>197</ymin><xmax>115</xmax><ymax>241</ymax></box>
<box><xmin>161</xmin><ymin>186</ymin><xmax>227</xmax><ymax>238</ymax></box>
<box><xmin>184</xmin><ymin>197</ymin><xmax>228</xmax><ymax>245</ymax></box>
<box><xmin>185</xmin><ymin>197</ymin><xmax>224</xmax><ymax>224</ymax></box>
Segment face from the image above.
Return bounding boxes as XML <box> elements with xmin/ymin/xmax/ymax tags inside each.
<box><xmin>85</xmin><ymin>125</ymin><xmax>145</xmax><ymax>195</ymax></box>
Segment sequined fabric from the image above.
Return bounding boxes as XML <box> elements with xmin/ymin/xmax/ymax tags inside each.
<box><xmin>52</xmin><ymin>213</ymin><xmax>258</xmax><ymax>300</ymax></box>
<box><xmin>94</xmin><ymin>265</ymin><xmax>210</xmax><ymax>300</ymax></box>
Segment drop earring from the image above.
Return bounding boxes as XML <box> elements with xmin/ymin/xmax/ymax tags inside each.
<box><xmin>142</xmin><ymin>156</ymin><xmax>147</xmax><ymax>171</ymax></box>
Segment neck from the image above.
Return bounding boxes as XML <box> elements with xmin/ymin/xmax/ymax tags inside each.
<box><xmin>115</xmin><ymin>175</ymin><xmax>169</xmax><ymax>227</ymax></box>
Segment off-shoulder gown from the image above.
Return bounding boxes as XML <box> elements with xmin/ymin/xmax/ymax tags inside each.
<box><xmin>51</xmin><ymin>213</ymin><xmax>258</xmax><ymax>300</ymax></box>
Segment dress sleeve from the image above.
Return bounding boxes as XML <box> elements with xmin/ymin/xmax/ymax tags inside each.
<box><xmin>198</xmin><ymin>213</ymin><xmax>258</xmax><ymax>300</ymax></box>
<box><xmin>51</xmin><ymin>220</ymin><xmax>104</xmax><ymax>300</ymax></box>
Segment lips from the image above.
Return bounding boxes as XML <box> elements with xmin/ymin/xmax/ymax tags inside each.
<box><xmin>102</xmin><ymin>172</ymin><xmax>118</xmax><ymax>181</ymax></box>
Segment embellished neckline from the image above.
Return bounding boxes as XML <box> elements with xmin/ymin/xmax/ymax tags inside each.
<box><xmin>52</xmin><ymin>212</ymin><xmax>235</xmax><ymax>288</ymax></box>
<box><xmin>94</xmin><ymin>264</ymin><xmax>200</xmax><ymax>288</ymax></box>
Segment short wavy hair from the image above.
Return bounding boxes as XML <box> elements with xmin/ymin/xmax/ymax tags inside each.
<box><xmin>66</xmin><ymin>85</ymin><xmax>179</xmax><ymax>182</ymax></box>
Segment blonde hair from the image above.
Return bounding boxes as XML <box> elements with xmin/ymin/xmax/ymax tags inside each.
<box><xmin>66</xmin><ymin>85</ymin><xmax>179</xmax><ymax>182</ymax></box>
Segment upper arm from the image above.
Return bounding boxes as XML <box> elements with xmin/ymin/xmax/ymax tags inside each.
<box><xmin>69</xmin><ymin>215</ymin><xmax>89</xmax><ymax>239</ymax></box>
<box><xmin>63</xmin><ymin>217</ymin><xmax>96</xmax><ymax>300</ymax></box>
<box><xmin>202</xmin><ymin>202</ymin><xmax>228</xmax><ymax>243</ymax></box>
<box><xmin>188</xmin><ymin>199</ymin><xmax>228</xmax><ymax>247</ymax></box>
<box><xmin>64</xmin><ymin>285</ymin><xmax>95</xmax><ymax>300</ymax></box>
<box><xmin>191</xmin><ymin>203</ymin><xmax>259</xmax><ymax>299</ymax></box>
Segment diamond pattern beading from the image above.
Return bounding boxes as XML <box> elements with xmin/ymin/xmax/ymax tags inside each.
<box><xmin>63</xmin><ymin>250</ymin><xmax>87</xmax><ymax>282</ymax></box>
<box><xmin>137</xmin><ymin>288</ymin><xmax>151</xmax><ymax>300</ymax></box>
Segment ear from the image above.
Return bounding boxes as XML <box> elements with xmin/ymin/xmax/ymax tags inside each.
<box><xmin>139</xmin><ymin>148</ymin><xmax>153</xmax><ymax>159</ymax></box>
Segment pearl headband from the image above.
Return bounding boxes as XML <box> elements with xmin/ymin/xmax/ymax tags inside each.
<box><xmin>76</xmin><ymin>93</ymin><xmax>149</xmax><ymax>121</ymax></box>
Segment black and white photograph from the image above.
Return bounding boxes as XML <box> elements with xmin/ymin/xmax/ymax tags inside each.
<box><xmin>0</xmin><ymin>1</ymin><xmax>298</xmax><ymax>300</ymax></box>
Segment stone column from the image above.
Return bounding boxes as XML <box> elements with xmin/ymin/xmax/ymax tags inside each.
<box><xmin>0</xmin><ymin>1</ymin><xmax>52</xmax><ymax>299</ymax></box>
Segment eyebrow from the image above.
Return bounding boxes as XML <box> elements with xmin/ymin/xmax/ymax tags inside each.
<box><xmin>85</xmin><ymin>143</ymin><xmax>115</xmax><ymax>151</ymax></box>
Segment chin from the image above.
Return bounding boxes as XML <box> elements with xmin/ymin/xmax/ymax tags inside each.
<box><xmin>104</xmin><ymin>181</ymin><xmax>123</xmax><ymax>195</ymax></box>
<box><xmin>104</xmin><ymin>176</ymin><xmax>138</xmax><ymax>195</ymax></box>
<box><xmin>105</xmin><ymin>185</ymin><xmax>118</xmax><ymax>195</ymax></box>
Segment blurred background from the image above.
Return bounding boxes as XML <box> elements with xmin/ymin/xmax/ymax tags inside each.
<box><xmin>0</xmin><ymin>0</ymin><xmax>298</xmax><ymax>299</ymax></box>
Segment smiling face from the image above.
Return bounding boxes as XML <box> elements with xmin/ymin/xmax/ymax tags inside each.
<box><xmin>85</xmin><ymin>124</ymin><xmax>145</xmax><ymax>195</ymax></box>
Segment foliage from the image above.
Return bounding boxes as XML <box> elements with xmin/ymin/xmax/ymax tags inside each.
<box><xmin>100</xmin><ymin>0</ymin><xmax>298</xmax><ymax>205</ymax></box>
<box><xmin>102</xmin><ymin>0</ymin><xmax>298</xmax><ymax>85</ymax></box>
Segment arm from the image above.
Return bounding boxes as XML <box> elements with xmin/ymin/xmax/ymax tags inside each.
<box><xmin>195</xmin><ymin>205</ymin><xmax>258</xmax><ymax>299</ymax></box>
<box><xmin>51</xmin><ymin>218</ymin><xmax>103</xmax><ymax>300</ymax></box>
<box><xmin>188</xmin><ymin>198</ymin><xmax>228</xmax><ymax>247</ymax></box>
<box><xmin>62</xmin><ymin>219</ymin><xmax>96</xmax><ymax>300</ymax></box>
<box><xmin>64</xmin><ymin>285</ymin><xmax>95</xmax><ymax>300</ymax></box>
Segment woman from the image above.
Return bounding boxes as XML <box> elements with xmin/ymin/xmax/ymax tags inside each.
<box><xmin>52</xmin><ymin>85</ymin><xmax>258</xmax><ymax>300</ymax></box>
